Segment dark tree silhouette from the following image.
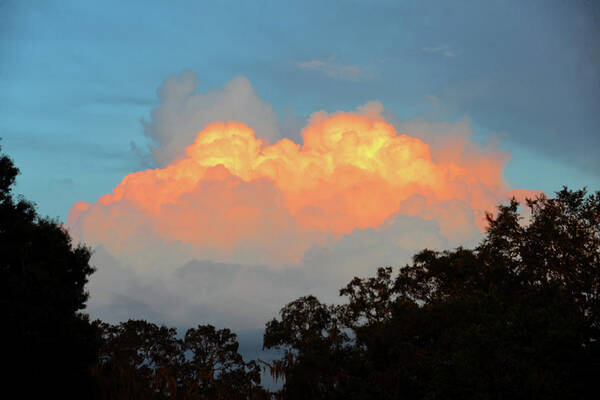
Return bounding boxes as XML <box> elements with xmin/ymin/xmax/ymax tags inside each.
<box><xmin>95</xmin><ymin>320</ymin><xmax>268</xmax><ymax>399</ymax></box>
<box><xmin>264</xmin><ymin>188</ymin><xmax>600</xmax><ymax>399</ymax></box>
<box><xmin>183</xmin><ymin>324</ymin><xmax>264</xmax><ymax>399</ymax></box>
<box><xmin>262</xmin><ymin>296</ymin><xmax>353</xmax><ymax>399</ymax></box>
<box><xmin>0</xmin><ymin>143</ymin><xmax>101</xmax><ymax>397</ymax></box>
<box><xmin>95</xmin><ymin>320</ymin><xmax>182</xmax><ymax>399</ymax></box>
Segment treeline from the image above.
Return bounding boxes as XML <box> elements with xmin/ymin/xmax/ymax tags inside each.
<box><xmin>94</xmin><ymin>321</ymin><xmax>267</xmax><ymax>399</ymax></box>
<box><xmin>2</xmin><ymin>143</ymin><xmax>599</xmax><ymax>399</ymax></box>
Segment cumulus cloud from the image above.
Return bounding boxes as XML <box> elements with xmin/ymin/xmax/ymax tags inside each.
<box><xmin>70</xmin><ymin>77</ymin><xmax>538</xmax><ymax>330</ymax></box>
<box><xmin>142</xmin><ymin>71</ymin><xmax>281</xmax><ymax>167</ymax></box>
<box><xmin>70</xmin><ymin>110</ymin><xmax>525</xmax><ymax>267</ymax></box>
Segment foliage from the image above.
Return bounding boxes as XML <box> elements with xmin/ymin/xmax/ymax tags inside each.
<box><xmin>95</xmin><ymin>320</ymin><xmax>268</xmax><ymax>400</ymax></box>
<box><xmin>264</xmin><ymin>188</ymin><xmax>600</xmax><ymax>399</ymax></box>
<box><xmin>0</xmin><ymin>143</ymin><xmax>101</xmax><ymax>397</ymax></box>
<box><xmin>262</xmin><ymin>296</ymin><xmax>354</xmax><ymax>399</ymax></box>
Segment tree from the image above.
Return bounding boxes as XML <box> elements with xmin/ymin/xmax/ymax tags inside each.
<box><xmin>0</xmin><ymin>143</ymin><xmax>101</xmax><ymax>397</ymax></box>
<box><xmin>96</xmin><ymin>319</ymin><xmax>268</xmax><ymax>399</ymax></box>
<box><xmin>95</xmin><ymin>320</ymin><xmax>182</xmax><ymax>399</ymax></box>
<box><xmin>264</xmin><ymin>188</ymin><xmax>600</xmax><ymax>399</ymax></box>
<box><xmin>183</xmin><ymin>325</ymin><xmax>264</xmax><ymax>399</ymax></box>
<box><xmin>263</xmin><ymin>296</ymin><xmax>354</xmax><ymax>399</ymax></box>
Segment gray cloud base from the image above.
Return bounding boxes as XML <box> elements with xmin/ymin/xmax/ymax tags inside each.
<box><xmin>85</xmin><ymin>212</ymin><xmax>480</xmax><ymax>331</ymax></box>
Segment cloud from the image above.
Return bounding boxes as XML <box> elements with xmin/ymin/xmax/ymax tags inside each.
<box><xmin>69</xmin><ymin>78</ymin><xmax>538</xmax><ymax>330</ymax></box>
<box><xmin>69</xmin><ymin>107</ymin><xmax>530</xmax><ymax>269</ymax></box>
<box><xmin>142</xmin><ymin>71</ymin><xmax>281</xmax><ymax>167</ymax></box>
<box><xmin>297</xmin><ymin>56</ymin><xmax>364</xmax><ymax>80</ymax></box>
<box><xmin>422</xmin><ymin>45</ymin><xmax>455</xmax><ymax>57</ymax></box>
<box><xmin>297</xmin><ymin>60</ymin><xmax>328</xmax><ymax>69</ymax></box>
<box><xmin>86</xmin><ymin>212</ymin><xmax>474</xmax><ymax>330</ymax></box>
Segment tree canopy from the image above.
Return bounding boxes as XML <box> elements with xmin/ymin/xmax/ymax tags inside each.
<box><xmin>264</xmin><ymin>188</ymin><xmax>600</xmax><ymax>399</ymax></box>
<box><xmin>95</xmin><ymin>320</ymin><xmax>268</xmax><ymax>399</ymax></box>
<box><xmin>0</xmin><ymin>143</ymin><xmax>101</xmax><ymax>397</ymax></box>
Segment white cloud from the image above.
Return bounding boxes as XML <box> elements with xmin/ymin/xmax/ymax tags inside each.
<box><xmin>142</xmin><ymin>71</ymin><xmax>281</xmax><ymax>167</ymax></box>
<box><xmin>297</xmin><ymin>60</ymin><xmax>328</xmax><ymax>69</ymax></box>
<box><xmin>296</xmin><ymin>56</ymin><xmax>364</xmax><ymax>81</ymax></box>
<box><xmin>422</xmin><ymin>45</ymin><xmax>455</xmax><ymax>57</ymax></box>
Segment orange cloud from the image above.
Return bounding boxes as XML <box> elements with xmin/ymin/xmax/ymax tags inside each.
<box><xmin>68</xmin><ymin>110</ymin><xmax>536</xmax><ymax>265</ymax></box>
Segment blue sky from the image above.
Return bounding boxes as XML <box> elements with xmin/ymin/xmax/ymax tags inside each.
<box><xmin>1</xmin><ymin>0</ymin><xmax>599</xmax><ymax>220</ymax></box>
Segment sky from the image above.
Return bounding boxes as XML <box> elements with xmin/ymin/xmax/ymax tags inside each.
<box><xmin>1</xmin><ymin>0</ymin><xmax>599</xmax><ymax>331</ymax></box>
